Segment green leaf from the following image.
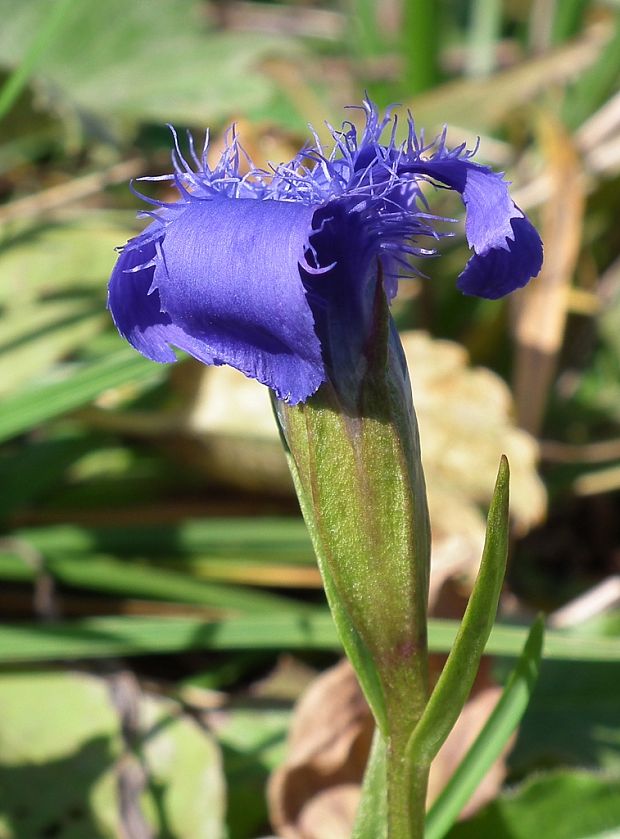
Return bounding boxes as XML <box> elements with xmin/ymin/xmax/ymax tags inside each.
<box><xmin>466</xmin><ymin>0</ymin><xmax>502</xmax><ymax>78</ymax></box>
<box><xmin>1</xmin><ymin>518</ymin><xmax>318</xmax><ymax>588</ymax></box>
<box><xmin>0</xmin><ymin>613</ymin><xmax>619</xmax><ymax>664</ymax></box>
<box><xmin>0</xmin><ymin>670</ymin><xmax>226</xmax><ymax>838</ymax></box>
<box><xmin>0</xmin><ymin>548</ymin><xmax>315</xmax><ymax>616</ymax></box>
<box><xmin>0</xmin><ymin>670</ymin><xmax>121</xmax><ymax>837</ymax></box>
<box><xmin>549</xmin><ymin>0</ymin><xmax>588</xmax><ymax>45</ymax></box>
<box><xmin>0</xmin><ymin>349</ymin><xmax>161</xmax><ymax>443</ymax></box>
<box><xmin>0</xmin><ymin>435</ymin><xmax>93</xmax><ymax>517</ymax></box>
<box><xmin>0</xmin><ymin>299</ymin><xmax>104</xmax><ymax>396</ymax></box>
<box><xmin>0</xmin><ymin>614</ymin><xmax>340</xmax><ymax>662</ymax></box>
<box><xmin>14</xmin><ymin>517</ymin><xmax>314</xmax><ymax>562</ymax></box>
<box><xmin>425</xmin><ymin>617</ymin><xmax>544</xmax><ymax>839</ymax></box>
<box><xmin>215</xmin><ymin>701</ymin><xmax>290</xmax><ymax>838</ymax></box>
<box><xmin>509</xmin><ymin>656</ymin><xmax>620</xmax><ymax>773</ymax></box>
<box><xmin>447</xmin><ymin>769</ymin><xmax>620</xmax><ymax>839</ymax></box>
<box><xmin>406</xmin><ymin>456</ymin><xmax>510</xmax><ymax>767</ymax></box>
<box><xmin>401</xmin><ymin>0</ymin><xmax>440</xmax><ymax>94</ymax></box>
<box><xmin>563</xmin><ymin>16</ymin><xmax>620</xmax><ymax>128</ymax></box>
<box><xmin>352</xmin><ymin>728</ymin><xmax>388</xmax><ymax>839</ymax></box>
<box><xmin>0</xmin><ymin>215</ymin><xmax>133</xmax><ymax>307</ymax></box>
<box><xmin>0</xmin><ymin>0</ymin><xmax>76</xmax><ymax>122</ymax></box>
<box><xmin>0</xmin><ymin>0</ymin><xmax>299</xmax><ymax>134</ymax></box>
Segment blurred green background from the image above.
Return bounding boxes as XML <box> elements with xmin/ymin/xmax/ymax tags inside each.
<box><xmin>1</xmin><ymin>1</ymin><xmax>620</xmax><ymax>837</ymax></box>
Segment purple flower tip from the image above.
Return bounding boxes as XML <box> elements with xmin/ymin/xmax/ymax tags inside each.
<box><xmin>108</xmin><ymin>99</ymin><xmax>542</xmax><ymax>403</ymax></box>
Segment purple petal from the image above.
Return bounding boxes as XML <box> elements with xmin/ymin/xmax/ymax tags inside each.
<box><xmin>401</xmin><ymin>157</ymin><xmax>543</xmax><ymax>298</ymax></box>
<box><xmin>108</xmin><ymin>232</ymin><xmax>218</xmax><ymax>365</ymax></box>
<box><xmin>151</xmin><ymin>197</ymin><xmax>325</xmax><ymax>403</ymax></box>
<box><xmin>457</xmin><ymin>215</ymin><xmax>544</xmax><ymax>298</ymax></box>
<box><xmin>301</xmin><ymin>202</ymin><xmax>381</xmax><ymax>397</ymax></box>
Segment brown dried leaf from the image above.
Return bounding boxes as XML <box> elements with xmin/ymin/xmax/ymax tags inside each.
<box><xmin>268</xmin><ymin>658</ymin><xmax>511</xmax><ymax>838</ymax></box>
<box><xmin>267</xmin><ymin>659</ymin><xmax>373</xmax><ymax>839</ymax></box>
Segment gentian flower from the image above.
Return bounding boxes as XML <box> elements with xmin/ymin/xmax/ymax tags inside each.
<box><xmin>108</xmin><ymin>99</ymin><xmax>542</xmax><ymax>404</ymax></box>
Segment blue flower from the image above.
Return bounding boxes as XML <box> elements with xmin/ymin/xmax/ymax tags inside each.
<box><xmin>108</xmin><ymin>99</ymin><xmax>542</xmax><ymax>404</ymax></box>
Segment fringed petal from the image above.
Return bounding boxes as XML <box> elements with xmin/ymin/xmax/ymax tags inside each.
<box><xmin>107</xmin><ymin>231</ymin><xmax>218</xmax><ymax>365</ymax></box>
<box><xmin>456</xmin><ymin>214</ymin><xmax>544</xmax><ymax>298</ymax></box>
<box><xmin>108</xmin><ymin>98</ymin><xmax>544</xmax><ymax>403</ymax></box>
<box><xmin>394</xmin><ymin>157</ymin><xmax>543</xmax><ymax>298</ymax></box>
<box><xmin>150</xmin><ymin>197</ymin><xmax>325</xmax><ymax>403</ymax></box>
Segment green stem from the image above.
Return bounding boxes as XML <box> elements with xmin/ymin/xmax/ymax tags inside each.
<box><xmin>386</xmin><ymin>730</ymin><xmax>428</xmax><ymax>839</ymax></box>
<box><xmin>384</xmin><ymin>651</ymin><xmax>430</xmax><ymax>839</ymax></box>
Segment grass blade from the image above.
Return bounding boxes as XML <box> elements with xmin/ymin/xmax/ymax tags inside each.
<box><xmin>14</xmin><ymin>518</ymin><xmax>314</xmax><ymax>560</ymax></box>
<box><xmin>0</xmin><ymin>614</ymin><xmax>339</xmax><ymax>661</ymax></box>
<box><xmin>0</xmin><ymin>349</ymin><xmax>160</xmax><ymax>442</ymax></box>
<box><xmin>0</xmin><ymin>0</ymin><xmax>77</xmax><ymax>121</ymax></box>
<box><xmin>0</xmin><ymin>614</ymin><xmax>617</xmax><ymax>664</ymax></box>
<box><xmin>402</xmin><ymin>0</ymin><xmax>440</xmax><ymax>94</ymax></box>
<box><xmin>466</xmin><ymin>0</ymin><xmax>502</xmax><ymax>78</ymax></box>
<box><xmin>0</xmin><ymin>549</ymin><xmax>313</xmax><ymax>615</ymax></box>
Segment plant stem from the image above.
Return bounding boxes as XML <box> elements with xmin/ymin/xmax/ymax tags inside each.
<box><xmin>387</xmin><ymin>729</ymin><xmax>429</xmax><ymax>839</ymax></box>
<box><xmin>383</xmin><ymin>630</ymin><xmax>430</xmax><ymax>839</ymax></box>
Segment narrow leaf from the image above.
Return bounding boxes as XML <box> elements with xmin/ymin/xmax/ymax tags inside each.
<box><xmin>466</xmin><ymin>0</ymin><xmax>502</xmax><ymax>78</ymax></box>
<box><xmin>15</xmin><ymin>518</ymin><xmax>313</xmax><ymax>559</ymax></box>
<box><xmin>425</xmin><ymin>617</ymin><xmax>544</xmax><ymax>839</ymax></box>
<box><xmin>0</xmin><ymin>549</ymin><xmax>316</xmax><ymax>615</ymax></box>
<box><xmin>402</xmin><ymin>0</ymin><xmax>440</xmax><ymax>93</ymax></box>
<box><xmin>0</xmin><ymin>0</ymin><xmax>77</xmax><ymax>121</ymax></box>
<box><xmin>0</xmin><ymin>349</ymin><xmax>160</xmax><ymax>442</ymax></box>
<box><xmin>0</xmin><ymin>614</ymin><xmax>340</xmax><ymax>662</ymax></box>
<box><xmin>0</xmin><ymin>614</ymin><xmax>618</xmax><ymax>664</ymax></box>
<box><xmin>406</xmin><ymin>456</ymin><xmax>510</xmax><ymax>767</ymax></box>
<box><xmin>352</xmin><ymin>728</ymin><xmax>388</xmax><ymax>839</ymax></box>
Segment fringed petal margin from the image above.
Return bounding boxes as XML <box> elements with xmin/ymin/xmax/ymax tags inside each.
<box><xmin>456</xmin><ymin>214</ymin><xmax>544</xmax><ymax>298</ymax></box>
<box><xmin>108</xmin><ymin>98</ymin><xmax>544</xmax><ymax>404</ymax></box>
<box><xmin>107</xmin><ymin>232</ymin><xmax>218</xmax><ymax>365</ymax></box>
<box><xmin>109</xmin><ymin>199</ymin><xmax>326</xmax><ymax>404</ymax></box>
<box><xmin>399</xmin><ymin>157</ymin><xmax>543</xmax><ymax>298</ymax></box>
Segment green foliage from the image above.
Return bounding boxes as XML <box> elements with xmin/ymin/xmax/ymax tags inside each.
<box><xmin>0</xmin><ymin>0</ymin><xmax>76</xmax><ymax>122</ymax></box>
<box><xmin>0</xmin><ymin>349</ymin><xmax>158</xmax><ymax>443</ymax></box>
<box><xmin>216</xmin><ymin>703</ymin><xmax>290</xmax><ymax>838</ymax></box>
<box><xmin>510</xmin><ymin>656</ymin><xmax>620</xmax><ymax>772</ymax></box>
<box><xmin>0</xmin><ymin>609</ymin><xmax>615</xmax><ymax>664</ymax></box>
<box><xmin>0</xmin><ymin>671</ymin><xmax>226</xmax><ymax>838</ymax></box>
<box><xmin>352</xmin><ymin>730</ymin><xmax>388</xmax><ymax>839</ymax></box>
<box><xmin>406</xmin><ymin>458</ymin><xmax>510</xmax><ymax>767</ymax></box>
<box><xmin>447</xmin><ymin>770</ymin><xmax>620</xmax><ymax>839</ymax></box>
<box><xmin>426</xmin><ymin>618</ymin><xmax>544</xmax><ymax>839</ymax></box>
<box><xmin>1</xmin><ymin>0</ymin><xmax>620</xmax><ymax>835</ymax></box>
<box><xmin>0</xmin><ymin>0</ymin><xmax>299</xmax><ymax>137</ymax></box>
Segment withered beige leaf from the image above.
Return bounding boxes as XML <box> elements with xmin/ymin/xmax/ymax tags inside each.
<box><xmin>268</xmin><ymin>659</ymin><xmax>373</xmax><ymax>839</ymax></box>
<box><xmin>268</xmin><ymin>657</ymin><xmax>511</xmax><ymax>838</ymax></box>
